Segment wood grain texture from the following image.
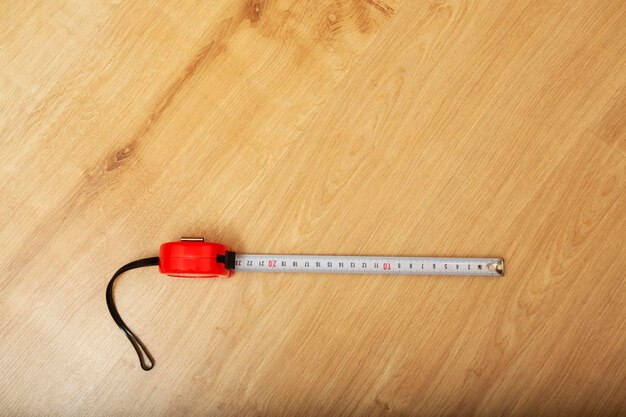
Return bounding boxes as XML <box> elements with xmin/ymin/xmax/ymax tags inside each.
<box><xmin>1</xmin><ymin>0</ymin><xmax>625</xmax><ymax>416</ymax></box>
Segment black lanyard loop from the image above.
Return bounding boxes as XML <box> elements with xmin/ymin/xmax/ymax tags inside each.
<box><xmin>106</xmin><ymin>257</ymin><xmax>159</xmax><ymax>371</ymax></box>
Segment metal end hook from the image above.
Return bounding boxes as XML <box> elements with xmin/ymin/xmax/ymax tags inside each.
<box><xmin>487</xmin><ymin>259</ymin><xmax>504</xmax><ymax>276</ymax></box>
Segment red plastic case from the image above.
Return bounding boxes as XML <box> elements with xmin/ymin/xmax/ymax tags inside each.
<box><xmin>159</xmin><ymin>241</ymin><xmax>233</xmax><ymax>278</ymax></box>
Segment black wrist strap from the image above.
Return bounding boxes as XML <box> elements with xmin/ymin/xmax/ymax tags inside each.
<box><xmin>106</xmin><ymin>257</ymin><xmax>160</xmax><ymax>371</ymax></box>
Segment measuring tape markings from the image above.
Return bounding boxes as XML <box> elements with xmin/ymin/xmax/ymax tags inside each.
<box><xmin>235</xmin><ymin>254</ymin><xmax>502</xmax><ymax>276</ymax></box>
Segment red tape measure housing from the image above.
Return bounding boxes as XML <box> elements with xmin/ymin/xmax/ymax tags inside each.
<box><xmin>159</xmin><ymin>241</ymin><xmax>233</xmax><ymax>278</ymax></box>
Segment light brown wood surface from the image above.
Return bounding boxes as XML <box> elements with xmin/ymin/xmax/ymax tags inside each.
<box><xmin>1</xmin><ymin>1</ymin><xmax>625</xmax><ymax>416</ymax></box>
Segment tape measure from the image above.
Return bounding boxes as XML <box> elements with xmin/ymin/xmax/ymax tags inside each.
<box><xmin>161</xmin><ymin>238</ymin><xmax>504</xmax><ymax>277</ymax></box>
<box><xmin>107</xmin><ymin>237</ymin><xmax>504</xmax><ymax>370</ymax></box>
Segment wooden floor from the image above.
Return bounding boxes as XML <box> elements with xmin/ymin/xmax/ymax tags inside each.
<box><xmin>1</xmin><ymin>1</ymin><xmax>625</xmax><ymax>416</ymax></box>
